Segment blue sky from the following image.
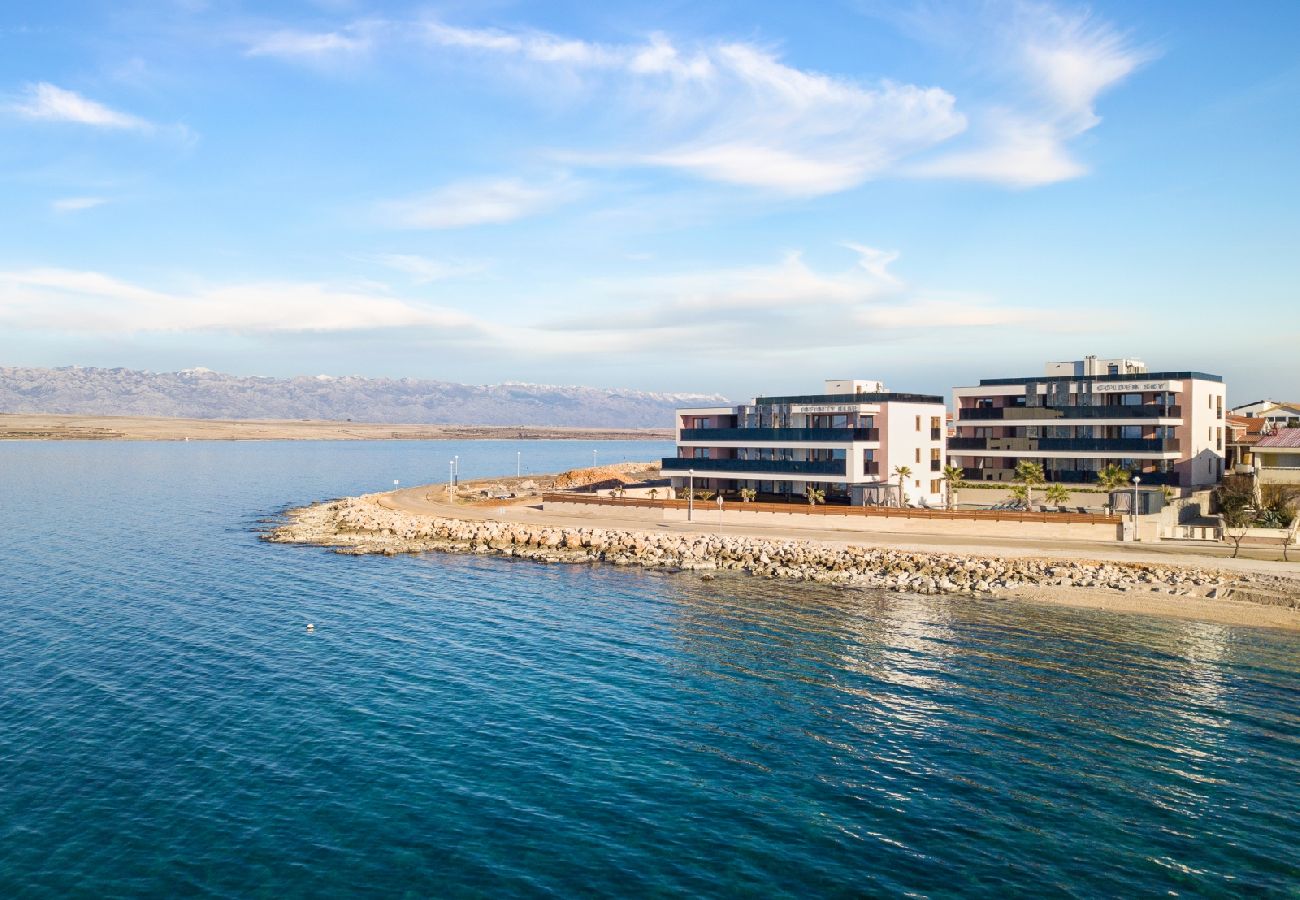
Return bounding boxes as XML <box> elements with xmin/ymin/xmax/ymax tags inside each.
<box><xmin>1</xmin><ymin>0</ymin><xmax>1297</xmax><ymax>402</ymax></box>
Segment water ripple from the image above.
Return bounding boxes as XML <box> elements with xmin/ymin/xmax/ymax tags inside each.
<box><xmin>1</xmin><ymin>441</ymin><xmax>1298</xmax><ymax>897</ymax></box>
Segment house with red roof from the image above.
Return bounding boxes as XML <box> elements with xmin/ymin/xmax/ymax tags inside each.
<box><xmin>1254</xmin><ymin>428</ymin><xmax>1300</xmax><ymax>486</ymax></box>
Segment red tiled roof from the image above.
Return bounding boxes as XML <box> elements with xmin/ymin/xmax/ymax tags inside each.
<box><xmin>1256</xmin><ymin>428</ymin><xmax>1300</xmax><ymax>449</ymax></box>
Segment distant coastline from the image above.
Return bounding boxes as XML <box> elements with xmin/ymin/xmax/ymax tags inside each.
<box><xmin>0</xmin><ymin>413</ymin><xmax>671</xmax><ymax>442</ymax></box>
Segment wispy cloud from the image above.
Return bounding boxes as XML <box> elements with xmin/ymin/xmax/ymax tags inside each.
<box><xmin>51</xmin><ymin>196</ymin><xmax>110</xmax><ymax>213</ymax></box>
<box><xmin>423</xmin><ymin>23</ymin><xmax>966</xmax><ymax>196</ymax></box>
<box><xmin>368</xmin><ymin>254</ymin><xmax>486</xmax><ymax>283</ymax></box>
<box><xmin>244</xmin><ymin>22</ymin><xmax>380</xmax><ymax>60</ymax></box>
<box><xmin>0</xmin><ymin>245</ymin><xmax>1049</xmax><ymax>358</ymax></box>
<box><xmin>903</xmin><ymin>2</ymin><xmax>1153</xmax><ymax>186</ymax></box>
<box><xmin>535</xmin><ymin>243</ymin><xmax>1043</xmax><ymax>354</ymax></box>
<box><xmin>378</xmin><ymin>176</ymin><xmax>575</xmax><ymax>229</ymax></box>
<box><xmin>10</xmin><ymin>82</ymin><xmax>151</xmax><ymax>130</ymax></box>
<box><xmin>0</xmin><ymin>268</ymin><xmax>479</xmax><ymax>334</ymax></box>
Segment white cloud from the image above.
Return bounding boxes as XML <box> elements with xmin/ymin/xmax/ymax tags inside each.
<box><xmin>378</xmin><ymin>177</ymin><xmax>573</xmax><ymax>229</ymax></box>
<box><xmin>52</xmin><ymin>197</ymin><xmax>110</xmax><ymax>213</ymax></box>
<box><xmin>0</xmin><ymin>268</ymin><xmax>478</xmax><ymax>334</ymax></box>
<box><xmin>422</xmin><ymin>22</ymin><xmax>966</xmax><ymax>196</ymax></box>
<box><xmin>905</xmin><ymin>3</ymin><xmax>1152</xmax><ymax>186</ymax></box>
<box><xmin>10</xmin><ymin>82</ymin><xmax>151</xmax><ymax>130</ymax></box>
<box><xmin>538</xmin><ymin>244</ymin><xmax>1040</xmax><ymax>354</ymax></box>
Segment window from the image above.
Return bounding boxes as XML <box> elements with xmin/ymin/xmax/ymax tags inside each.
<box><xmin>916</xmin><ymin>415</ymin><xmax>922</xmax><ymax>431</ymax></box>
<box><xmin>915</xmin><ymin>448</ymin><xmax>921</xmax><ymax>463</ymax></box>
<box><xmin>930</xmin><ymin>479</ymin><xmax>941</xmax><ymax>494</ymax></box>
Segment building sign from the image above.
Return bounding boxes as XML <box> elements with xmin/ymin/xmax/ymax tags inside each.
<box><xmin>1091</xmin><ymin>381</ymin><xmax>1179</xmax><ymax>393</ymax></box>
<box><xmin>792</xmin><ymin>404</ymin><xmax>873</xmax><ymax>414</ymax></box>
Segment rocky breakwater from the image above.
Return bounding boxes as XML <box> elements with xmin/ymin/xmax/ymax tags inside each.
<box><xmin>264</xmin><ymin>496</ymin><xmax>1300</xmax><ymax>606</ymax></box>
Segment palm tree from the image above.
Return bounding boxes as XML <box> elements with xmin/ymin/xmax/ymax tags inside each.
<box><xmin>805</xmin><ymin>485</ymin><xmax>826</xmax><ymax>506</ymax></box>
<box><xmin>1013</xmin><ymin>460</ymin><xmax>1045</xmax><ymax>510</ymax></box>
<box><xmin>941</xmin><ymin>464</ymin><xmax>966</xmax><ymax>511</ymax></box>
<box><xmin>739</xmin><ymin>487</ymin><xmax>757</xmax><ymax>503</ymax></box>
<box><xmin>1096</xmin><ymin>463</ymin><xmax>1131</xmax><ymax>492</ymax></box>
<box><xmin>892</xmin><ymin>465</ymin><xmax>913</xmax><ymax>506</ymax></box>
<box><xmin>1044</xmin><ymin>482</ymin><xmax>1070</xmax><ymax>509</ymax></box>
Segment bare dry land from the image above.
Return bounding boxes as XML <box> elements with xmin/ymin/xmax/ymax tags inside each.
<box><xmin>0</xmin><ymin>413</ymin><xmax>671</xmax><ymax>442</ymax></box>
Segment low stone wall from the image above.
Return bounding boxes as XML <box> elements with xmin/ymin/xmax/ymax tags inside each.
<box><xmin>262</xmin><ymin>495</ymin><xmax>1300</xmax><ymax>604</ymax></box>
<box><xmin>542</xmin><ymin>499</ymin><xmax>1124</xmax><ymax>542</ymax></box>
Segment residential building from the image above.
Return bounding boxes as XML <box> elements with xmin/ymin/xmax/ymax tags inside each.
<box><xmin>1253</xmin><ymin>428</ymin><xmax>1300</xmax><ymax>487</ymax></box>
<box><xmin>1225</xmin><ymin>414</ymin><xmax>1268</xmax><ymax>473</ymax></box>
<box><xmin>1230</xmin><ymin>400</ymin><xmax>1300</xmax><ymax>430</ymax></box>
<box><xmin>664</xmin><ymin>379</ymin><xmax>947</xmax><ymax>506</ymax></box>
<box><xmin>951</xmin><ymin>357</ymin><xmax>1226</xmax><ymax>489</ymax></box>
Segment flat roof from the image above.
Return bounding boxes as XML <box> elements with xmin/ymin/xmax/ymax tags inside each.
<box><xmin>971</xmin><ymin>370</ymin><xmax>1223</xmax><ymax>387</ymax></box>
<box><xmin>754</xmin><ymin>392</ymin><xmax>944</xmax><ymax>405</ymax></box>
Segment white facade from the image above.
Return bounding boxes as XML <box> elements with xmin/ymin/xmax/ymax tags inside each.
<box><xmin>664</xmin><ymin>379</ymin><xmax>947</xmax><ymax>507</ymax></box>
<box><xmin>952</xmin><ymin>359</ymin><xmax>1226</xmax><ymax>490</ymax></box>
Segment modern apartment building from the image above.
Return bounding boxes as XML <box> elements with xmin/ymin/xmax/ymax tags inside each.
<box><xmin>951</xmin><ymin>357</ymin><xmax>1226</xmax><ymax>489</ymax></box>
<box><xmin>663</xmin><ymin>379</ymin><xmax>947</xmax><ymax>507</ymax></box>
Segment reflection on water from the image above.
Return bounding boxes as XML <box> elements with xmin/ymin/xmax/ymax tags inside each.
<box><xmin>0</xmin><ymin>441</ymin><xmax>1298</xmax><ymax>897</ymax></box>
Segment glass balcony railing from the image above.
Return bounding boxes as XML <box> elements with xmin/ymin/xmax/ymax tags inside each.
<box><xmin>661</xmin><ymin>457</ymin><xmax>847</xmax><ymax>476</ymax></box>
<box><xmin>949</xmin><ymin>437</ymin><xmax>1181</xmax><ymax>454</ymax></box>
<box><xmin>957</xmin><ymin>405</ymin><xmax>1182</xmax><ymax>421</ymax></box>
<box><xmin>959</xmin><ymin>468</ymin><xmax>1182</xmax><ymax>486</ymax></box>
<box><xmin>679</xmin><ymin>427</ymin><xmax>879</xmax><ymax>442</ymax></box>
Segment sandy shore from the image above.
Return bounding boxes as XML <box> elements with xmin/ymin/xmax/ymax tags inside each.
<box><xmin>266</xmin><ymin>466</ymin><xmax>1300</xmax><ymax>633</ymax></box>
<box><xmin>0</xmin><ymin>413</ymin><xmax>671</xmax><ymax>442</ymax></box>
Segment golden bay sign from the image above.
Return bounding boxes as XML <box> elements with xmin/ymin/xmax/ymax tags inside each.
<box><xmin>1091</xmin><ymin>381</ymin><xmax>1179</xmax><ymax>393</ymax></box>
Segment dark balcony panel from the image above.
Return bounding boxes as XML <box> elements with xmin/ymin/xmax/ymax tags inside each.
<box><xmin>958</xmin><ymin>405</ymin><xmax>1182</xmax><ymax>421</ymax></box>
<box><xmin>661</xmin><ymin>457</ymin><xmax>846</xmax><ymax>476</ymax></box>
<box><xmin>930</xmin><ymin>460</ymin><xmax>941</xmax><ymax>472</ymax></box>
<box><xmin>948</xmin><ymin>437</ymin><xmax>1180</xmax><ymax>454</ymax></box>
<box><xmin>680</xmin><ymin>427</ymin><xmax>878</xmax><ymax>442</ymax></box>
<box><xmin>864</xmin><ymin>461</ymin><xmax>880</xmax><ymax>476</ymax></box>
<box><xmin>930</xmin><ymin>428</ymin><xmax>942</xmax><ymax>440</ymax></box>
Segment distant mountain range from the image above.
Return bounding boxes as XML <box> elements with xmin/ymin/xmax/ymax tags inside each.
<box><xmin>0</xmin><ymin>366</ymin><xmax>727</xmax><ymax>428</ymax></box>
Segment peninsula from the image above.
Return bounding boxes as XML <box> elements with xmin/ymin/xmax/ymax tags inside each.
<box><xmin>266</xmin><ymin>463</ymin><xmax>1300</xmax><ymax>632</ymax></box>
<box><xmin>0</xmin><ymin>413</ymin><xmax>670</xmax><ymax>442</ymax></box>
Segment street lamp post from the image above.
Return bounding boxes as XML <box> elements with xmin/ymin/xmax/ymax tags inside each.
<box><xmin>1131</xmin><ymin>475</ymin><xmax>1141</xmax><ymax>541</ymax></box>
<box><xmin>688</xmin><ymin>468</ymin><xmax>695</xmax><ymax>522</ymax></box>
<box><xmin>517</xmin><ymin>451</ymin><xmax>522</xmax><ymax>478</ymax></box>
<box><xmin>454</xmin><ymin>455</ymin><xmax>460</xmax><ymax>487</ymax></box>
<box><xmin>448</xmin><ymin>460</ymin><xmax>455</xmax><ymax>501</ymax></box>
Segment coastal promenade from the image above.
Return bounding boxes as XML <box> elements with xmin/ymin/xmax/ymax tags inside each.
<box><xmin>378</xmin><ymin>484</ymin><xmax>1299</xmax><ymax>578</ymax></box>
<box><xmin>277</xmin><ymin>475</ymin><xmax>1300</xmax><ymax>632</ymax></box>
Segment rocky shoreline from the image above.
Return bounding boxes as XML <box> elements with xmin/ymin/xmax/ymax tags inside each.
<box><xmin>265</xmin><ymin>495</ymin><xmax>1300</xmax><ymax>609</ymax></box>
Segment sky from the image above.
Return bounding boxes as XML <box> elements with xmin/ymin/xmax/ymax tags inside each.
<box><xmin>1</xmin><ymin>0</ymin><xmax>1297</xmax><ymax>402</ymax></box>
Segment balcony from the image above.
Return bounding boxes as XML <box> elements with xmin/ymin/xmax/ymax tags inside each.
<box><xmin>930</xmin><ymin>427</ymin><xmax>943</xmax><ymax>440</ymax></box>
<box><xmin>662</xmin><ymin>457</ymin><xmax>847</xmax><ymax>476</ymax></box>
<box><xmin>679</xmin><ymin>427</ymin><xmax>878</xmax><ymax>443</ymax></box>
<box><xmin>957</xmin><ymin>405</ymin><xmax>1181</xmax><ymax>421</ymax></box>
<box><xmin>949</xmin><ymin>437</ymin><xmax>1181</xmax><ymax>454</ymax></box>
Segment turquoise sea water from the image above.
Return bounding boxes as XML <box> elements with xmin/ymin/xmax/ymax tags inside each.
<box><xmin>1</xmin><ymin>441</ymin><xmax>1298</xmax><ymax>898</ymax></box>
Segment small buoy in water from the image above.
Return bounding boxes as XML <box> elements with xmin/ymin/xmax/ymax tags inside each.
<box><xmin>306</xmin><ymin>623</ymin><xmax>315</xmax><ymax>632</ymax></box>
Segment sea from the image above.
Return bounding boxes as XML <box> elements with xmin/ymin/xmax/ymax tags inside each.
<box><xmin>1</xmin><ymin>440</ymin><xmax>1298</xmax><ymax>898</ymax></box>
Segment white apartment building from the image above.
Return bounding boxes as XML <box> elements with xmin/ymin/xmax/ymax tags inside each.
<box><xmin>663</xmin><ymin>379</ymin><xmax>948</xmax><ymax>507</ymax></box>
<box><xmin>951</xmin><ymin>357</ymin><xmax>1227</xmax><ymax>489</ymax></box>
